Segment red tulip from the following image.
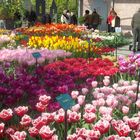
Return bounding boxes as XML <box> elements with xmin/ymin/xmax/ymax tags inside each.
<box><xmin>14</xmin><ymin>106</ymin><xmax>28</xmax><ymax>117</ymax></box>
<box><xmin>0</xmin><ymin>123</ymin><xmax>4</xmax><ymax>134</ymax></box>
<box><xmin>20</xmin><ymin>115</ymin><xmax>32</xmax><ymax>127</ymax></box>
<box><xmin>39</xmin><ymin>125</ymin><xmax>55</xmax><ymax>139</ymax></box>
<box><xmin>0</xmin><ymin>109</ymin><xmax>13</xmax><ymax>121</ymax></box>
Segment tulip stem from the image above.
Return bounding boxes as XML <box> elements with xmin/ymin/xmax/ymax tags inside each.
<box><xmin>135</xmin><ymin>69</ymin><xmax>140</xmax><ymax>113</ymax></box>
<box><xmin>115</xmin><ymin>46</ymin><xmax>117</xmax><ymax>60</ymax></box>
<box><xmin>64</xmin><ymin>110</ymin><xmax>68</xmax><ymax>140</ymax></box>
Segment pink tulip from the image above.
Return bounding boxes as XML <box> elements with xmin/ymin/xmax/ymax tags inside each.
<box><xmin>135</xmin><ymin>131</ymin><xmax>140</xmax><ymax>139</ymax></box>
<box><xmin>138</xmin><ymin>112</ymin><xmax>140</xmax><ymax>118</ymax></box>
<box><xmin>126</xmin><ymin>90</ymin><xmax>136</xmax><ymax>101</ymax></box>
<box><xmin>39</xmin><ymin>125</ymin><xmax>55</xmax><ymax>139</ymax></box>
<box><xmin>87</xmin><ymin>129</ymin><xmax>101</xmax><ymax>139</ymax></box>
<box><xmin>112</xmin><ymin>83</ymin><xmax>118</xmax><ymax>89</ymax></box>
<box><xmin>83</xmin><ymin>112</ymin><xmax>96</xmax><ymax>123</ymax></box>
<box><xmin>97</xmin><ymin>98</ymin><xmax>105</xmax><ymax>106</ymax></box>
<box><xmin>76</xmin><ymin>128</ymin><xmax>87</xmax><ymax>138</ymax></box>
<box><xmin>71</xmin><ymin>91</ymin><xmax>79</xmax><ymax>99</ymax></box>
<box><xmin>84</xmin><ymin>104</ymin><xmax>96</xmax><ymax>113</ymax></box>
<box><xmin>77</xmin><ymin>95</ymin><xmax>85</xmax><ymax>105</ymax></box>
<box><xmin>104</xmin><ymin>76</ymin><xmax>110</xmax><ymax>79</ymax></box>
<box><xmin>39</xmin><ymin>95</ymin><xmax>51</xmax><ymax>105</ymax></box>
<box><xmin>136</xmin><ymin>100</ymin><xmax>140</xmax><ymax>108</ymax></box>
<box><xmin>123</xmin><ymin>116</ymin><xmax>129</xmax><ymax>122</ymax></box>
<box><xmin>91</xmin><ymin>81</ymin><xmax>98</xmax><ymax>88</ymax></box>
<box><xmin>96</xmin><ymin>93</ymin><xmax>105</xmax><ymax>99</ymax></box>
<box><xmin>42</xmin><ymin>112</ymin><xmax>55</xmax><ymax>123</ymax></box>
<box><xmin>99</xmin><ymin>106</ymin><xmax>113</xmax><ymax>116</ymax></box>
<box><xmin>36</xmin><ymin>102</ymin><xmax>46</xmax><ymax>112</ymax></box>
<box><xmin>68</xmin><ymin>111</ymin><xmax>81</xmax><ymax>123</ymax></box>
<box><xmin>0</xmin><ymin>108</ymin><xmax>13</xmax><ymax>121</ymax></box>
<box><xmin>130</xmin><ymin>84</ymin><xmax>137</xmax><ymax>91</ymax></box>
<box><xmin>48</xmin><ymin>134</ymin><xmax>58</xmax><ymax>140</ymax></box>
<box><xmin>32</xmin><ymin>116</ymin><xmax>46</xmax><ymax>129</ymax></box>
<box><xmin>92</xmin><ymin>100</ymin><xmax>98</xmax><ymax>107</ymax></box>
<box><xmin>106</xmin><ymin>95</ymin><xmax>118</xmax><ymax>108</ymax></box>
<box><xmin>127</xmin><ymin>117</ymin><xmax>139</xmax><ymax>130</ymax></box>
<box><xmin>131</xmin><ymin>80</ymin><xmax>137</xmax><ymax>85</ymax></box>
<box><xmin>58</xmin><ymin>108</ymin><xmax>65</xmax><ymax>114</ymax></box>
<box><xmin>20</xmin><ymin>115</ymin><xmax>32</xmax><ymax>127</ymax></box>
<box><xmin>118</xmin><ymin>80</ymin><xmax>125</xmax><ymax>86</ymax></box>
<box><xmin>122</xmin><ymin>106</ymin><xmax>129</xmax><ymax>114</ymax></box>
<box><xmin>126</xmin><ymin>99</ymin><xmax>132</xmax><ymax>106</ymax></box>
<box><xmin>67</xmin><ymin>134</ymin><xmax>77</xmax><ymax>140</ymax></box>
<box><xmin>112</xmin><ymin>120</ymin><xmax>131</xmax><ymax>137</ymax></box>
<box><xmin>94</xmin><ymin>120</ymin><xmax>110</xmax><ymax>134</ymax></box>
<box><xmin>71</xmin><ymin>104</ymin><xmax>80</xmax><ymax>112</ymax></box>
<box><xmin>0</xmin><ymin>123</ymin><xmax>4</xmax><ymax>134</ymax></box>
<box><xmin>101</xmin><ymin>114</ymin><xmax>112</xmax><ymax>122</ymax></box>
<box><xmin>123</xmin><ymin>81</ymin><xmax>130</xmax><ymax>86</ymax></box>
<box><xmin>5</xmin><ymin>128</ymin><xmax>15</xmax><ymax>135</ymax></box>
<box><xmin>103</xmin><ymin>79</ymin><xmax>110</xmax><ymax>86</ymax></box>
<box><xmin>81</xmin><ymin>88</ymin><xmax>89</xmax><ymax>95</ymax></box>
<box><xmin>54</xmin><ymin>113</ymin><xmax>64</xmax><ymax>123</ymax></box>
<box><xmin>104</xmin><ymin>135</ymin><xmax>131</xmax><ymax>140</ymax></box>
<box><xmin>10</xmin><ymin>131</ymin><xmax>27</xmax><ymax>140</ymax></box>
<box><xmin>14</xmin><ymin>106</ymin><xmax>28</xmax><ymax>117</ymax></box>
<box><xmin>28</xmin><ymin>127</ymin><xmax>39</xmax><ymax>137</ymax></box>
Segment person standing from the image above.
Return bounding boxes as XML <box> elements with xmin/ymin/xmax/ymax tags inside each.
<box><xmin>42</xmin><ymin>13</ymin><xmax>51</xmax><ymax>24</ymax></box>
<box><xmin>84</xmin><ymin>10</ymin><xmax>92</xmax><ymax>29</ymax></box>
<box><xmin>110</xmin><ymin>12</ymin><xmax>120</xmax><ymax>32</ymax></box>
<box><xmin>27</xmin><ymin>9</ymin><xmax>37</xmax><ymax>27</ymax></box>
<box><xmin>114</xmin><ymin>12</ymin><xmax>121</xmax><ymax>32</ymax></box>
<box><xmin>61</xmin><ymin>10</ymin><xmax>69</xmax><ymax>24</ymax></box>
<box><xmin>107</xmin><ymin>8</ymin><xmax>116</xmax><ymax>32</ymax></box>
<box><xmin>70</xmin><ymin>12</ymin><xmax>77</xmax><ymax>25</ymax></box>
<box><xmin>91</xmin><ymin>9</ymin><xmax>101</xmax><ymax>30</ymax></box>
<box><xmin>131</xmin><ymin>8</ymin><xmax>140</xmax><ymax>52</ymax></box>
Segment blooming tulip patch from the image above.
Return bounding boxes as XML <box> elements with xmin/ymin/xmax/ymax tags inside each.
<box><xmin>0</xmin><ymin>23</ymin><xmax>134</xmax><ymax>139</ymax></box>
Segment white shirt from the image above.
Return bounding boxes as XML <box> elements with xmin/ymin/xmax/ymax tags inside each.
<box><xmin>111</xmin><ymin>18</ymin><xmax>115</xmax><ymax>27</ymax></box>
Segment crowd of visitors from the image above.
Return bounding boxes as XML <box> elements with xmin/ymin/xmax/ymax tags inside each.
<box><xmin>12</xmin><ymin>9</ymin><xmax>77</xmax><ymax>28</ymax></box>
<box><xmin>60</xmin><ymin>10</ymin><xmax>77</xmax><ymax>25</ymax></box>
<box><xmin>0</xmin><ymin>5</ymin><xmax>140</xmax><ymax>53</ymax></box>
<box><xmin>83</xmin><ymin>8</ymin><xmax>120</xmax><ymax>32</ymax></box>
<box><xmin>106</xmin><ymin>8</ymin><xmax>120</xmax><ymax>32</ymax></box>
<box><xmin>83</xmin><ymin>9</ymin><xmax>101</xmax><ymax>30</ymax></box>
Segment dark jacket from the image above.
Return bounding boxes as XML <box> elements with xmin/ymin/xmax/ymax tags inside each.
<box><xmin>115</xmin><ymin>16</ymin><xmax>120</xmax><ymax>27</ymax></box>
<box><xmin>92</xmin><ymin>12</ymin><xmax>101</xmax><ymax>25</ymax></box>
<box><xmin>84</xmin><ymin>14</ymin><xmax>93</xmax><ymax>24</ymax></box>
<box><xmin>28</xmin><ymin>10</ymin><xmax>37</xmax><ymax>22</ymax></box>
<box><xmin>70</xmin><ymin>15</ymin><xmax>77</xmax><ymax>25</ymax></box>
<box><xmin>42</xmin><ymin>14</ymin><xmax>51</xmax><ymax>24</ymax></box>
<box><xmin>131</xmin><ymin>10</ymin><xmax>140</xmax><ymax>28</ymax></box>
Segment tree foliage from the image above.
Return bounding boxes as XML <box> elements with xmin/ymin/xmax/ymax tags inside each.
<box><xmin>0</xmin><ymin>0</ymin><xmax>25</xmax><ymax>19</ymax></box>
<box><xmin>0</xmin><ymin>0</ymin><xmax>78</xmax><ymax>22</ymax></box>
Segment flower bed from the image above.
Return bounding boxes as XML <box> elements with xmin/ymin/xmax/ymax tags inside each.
<box><xmin>28</xmin><ymin>35</ymin><xmax>115</xmax><ymax>56</ymax></box>
<box><xmin>0</xmin><ymin>48</ymin><xmax>71</xmax><ymax>65</ymax></box>
<box><xmin>0</xmin><ymin>23</ymin><xmax>134</xmax><ymax>140</ymax></box>
<box><xmin>0</xmin><ymin>78</ymin><xmax>140</xmax><ymax>140</ymax></box>
<box><xmin>15</xmin><ymin>23</ymin><xmax>85</xmax><ymax>37</ymax></box>
<box><xmin>0</xmin><ymin>58</ymin><xmax>118</xmax><ymax>110</ymax></box>
<box><xmin>118</xmin><ymin>53</ymin><xmax>140</xmax><ymax>75</ymax></box>
<box><xmin>0</xmin><ymin>29</ymin><xmax>10</xmax><ymax>34</ymax></box>
<box><xmin>0</xmin><ymin>35</ymin><xmax>12</xmax><ymax>47</ymax></box>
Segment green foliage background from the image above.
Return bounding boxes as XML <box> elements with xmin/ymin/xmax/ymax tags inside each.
<box><xmin>0</xmin><ymin>0</ymin><xmax>25</xmax><ymax>19</ymax></box>
<box><xmin>0</xmin><ymin>0</ymin><xmax>78</xmax><ymax>22</ymax></box>
<box><xmin>32</xmin><ymin>0</ymin><xmax>78</xmax><ymax>22</ymax></box>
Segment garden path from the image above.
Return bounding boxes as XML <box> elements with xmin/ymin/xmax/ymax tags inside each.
<box><xmin>117</xmin><ymin>45</ymin><xmax>131</xmax><ymax>56</ymax></box>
